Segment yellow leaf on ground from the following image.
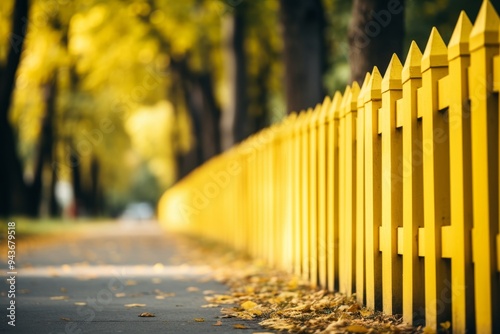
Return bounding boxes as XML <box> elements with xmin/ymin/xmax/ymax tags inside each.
<box><xmin>213</xmin><ymin>320</ymin><xmax>222</xmax><ymax>326</ymax></box>
<box><xmin>241</xmin><ymin>301</ymin><xmax>258</xmax><ymax>310</ymax></box>
<box><xmin>234</xmin><ymin>324</ymin><xmax>249</xmax><ymax>329</ymax></box>
<box><xmin>187</xmin><ymin>286</ymin><xmax>200</xmax><ymax>292</ymax></box>
<box><xmin>50</xmin><ymin>296</ymin><xmax>69</xmax><ymax>300</ymax></box>
<box><xmin>125</xmin><ymin>303</ymin><xmax>146</xmax><ymax>308</ymax></box>
<box><xmin>74</xmin><ymin>302</ymin><xmax>87</xmax><ymax>306</ymax></box>
<box><xmin>194</xmin><ymin>318</ymin><xmax>205</xmax><ymax>322</ymax></box>
<box><xmin>138</xmin><ymin>312</ymin><xmax>155</xmax><ymax>317</ymax></box>
<box><xmin>115</xmin><ymin>293</ymin><xmax>126</xmax><ymax>298</ymax></box>
<box><xmin>345</xmin><ymin>324</ymin><xmax>369</xmax><ymax>333</ymax></box>
<box><xmin>202</xmin><ymin>304</ymin><xmax>220</xmax><ymax>308</ymax></box>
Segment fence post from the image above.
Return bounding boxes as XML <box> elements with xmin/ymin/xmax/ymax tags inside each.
<box><xmin>345</xmin><ymin>83</ymin><xmax>360</xmax><ymax>295</ymax></box>
<box><xmin>364</xmin><ymin>68</ymin><xmax>383</xmax><ymax>310</ymax></box>
<box><xmin>380</xmin><ymin>54</ymin><xmax>404</xmax><ymax>315</ymax></box>
<box><xmin>301</xmin><ymin>109</ymin><xmax>313</xmax><ymax>281</ymax></box>
<box><xmin>339</xmin><ymin>86</ymin><xmax>349</xmax><ymax>295</ymax></box>
<box><xmin>327</xmin><ymin>92</ymin><xmax>342</xmax><ymax>292</ymax></box>
<box><xmin>445</xmin><ymin>11</ymin><xmax>475</xmax><ymax>333</ymax></box>
<box><xmin>469</xmin><ymin>1</ymin><xmax>500</xmax><ymax>332</ymax></box>
<box><xmin>356</xmin><ymin>73</ymin><xmax>371</xmax><ymax>305</ymax></box>
<box><xmin>309</xmin><ymin>105</ymin><xmax>320</xmax><ymax>287</ymax></box>
<box><xmin>318</xmin><ymin>97</ymin><xmax>332</xmax><ymax>288</ymax></box>
<box><xmin>293</xmin><ymin>112</ymin><xmax>304</xmax><ymax>276</ymax></box>
<box><xmin>401</xmin><ymin>41</ymin><xmax>425</xmax><ymax>326</ymax></box>
<box><xmin>421</xmin><ymin>27</ymin><xmax>451</xmax><ymax>328</ymax></box>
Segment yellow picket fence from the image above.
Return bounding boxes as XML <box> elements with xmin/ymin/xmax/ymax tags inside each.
<box><xmin>158</xmin><ymin>2</ymin><xmax>500</xmax><ymax>332</ymax></box>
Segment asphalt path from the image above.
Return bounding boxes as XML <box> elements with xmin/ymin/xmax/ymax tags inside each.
<box><xmin>0</xmin><ymin>221</ymin><xmax>270</xmax><ymax>334</ymax></box>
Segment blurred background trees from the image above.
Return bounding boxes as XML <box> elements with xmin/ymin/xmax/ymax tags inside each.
<box><xmin>0</xmin><ymin>0</ymin><xmax>493</xmax><ymax>218</ymax></box>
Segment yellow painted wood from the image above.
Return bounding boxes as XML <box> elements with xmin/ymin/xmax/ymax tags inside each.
<box><xmin>301</xmin><ymin>109</ymin><xmax>312</xmax><ymax>281</ymax></box>
<box><xmin>469</xmin><ymin>1</ymin><xmax>500</xmax><ymax>332</ymax></box>
<box><xmin>338</xmin><ymin>86</ymin><xmax>349</xmax><ymax>295</ymax></box>
<box><xmin>318</xmin><ymin>97</ymin><xmax>331</xmax><ymax>289</ymax></box>
<box><xmin>343</xmin><ymin>82</ymin><xmax>359</xmax><ymax>296</ymax></box>
<box><xmin>401</xmin><ymin>40</ymin><xmax>425</xmax><ymax>326</ymax></box>
<box><xmin>397</xmin><ymin>227</ymin><xmax>403</xmax><ymax>255</ymax></box>
<box><xmin>421</xmin><ymin>27</ymin><xmax>451</xmax><ymax>328</ymax></box>
<box><xmin>327</xmin><ymin>92</ymin><xmax>342</xmax><ymax>292</ymax></box>
<box><xmin>293</xmin><ymin>113</ymin><xmax>305</xmax><ymax>276</ymax></box>
<box><xmin>363</xmin><ymin>68</ymin><xmax>383</xmax><ymax>311</ymax></box>
<box><xmin>380</xmin><ymin>54</ymin><xmax>403</xmax><ymax>315</ymax></box>
<box><xmin>356</xmin><ymin>73</ymin><xmax>370</xmax><ymax>305</ymax></box>
<box><xmin>446</xmin><ymin>11</ymin><xmax>476</xmax><ymax>333</ymax></box>
<box><xmin>309</xmin><ymin>104</ymin><xmax>320</xmax><ymax>287</ymax></box>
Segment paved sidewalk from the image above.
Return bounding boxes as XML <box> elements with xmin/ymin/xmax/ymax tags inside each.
<box><xmin>0</xmin><ymin>221</ymin><xmax>269</xmax><ymax>334</ymax></box>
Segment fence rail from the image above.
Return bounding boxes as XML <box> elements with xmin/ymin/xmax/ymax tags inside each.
<box><xmin>158</xmin><ymin>2</ymin><xmax>500</xmax><ymax>332</ymax></box>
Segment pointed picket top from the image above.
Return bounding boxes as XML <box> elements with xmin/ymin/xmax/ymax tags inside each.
<box><xmin>294</xmin><ymin>110</ymin><xmax>305</xmax><ymax>132</ymax></box>
<box><xmin>358</xmin><ymin>72</ymin><xmax>371</xmax><ymax>109</ymax></box>
<box><xmin>284</xmin><ymin>111</ymin><xmax>297</xmax><ymax>135</ymax></box>
<box><xmin>319</xmin><ymin>95</ymin><xmax>332</xmax><ymax>123</ymax></box>
<box><xmin>422</xmin><ymin>27</ymin><xmax>448</xmax><ymax>71</ymax></box>
<box><xmin>310</xmin><ymin>103</ymin><xmax>321</xmax><ymax>128</ymax></box>
<box><xmin>402</xmin><ymin>41</ymin><xmax>423</xmax><ymax>83</ymax></box>
<box><xmin>448</xmin><ymin>11</ymin><xmax>473</xmax><ymax>60</ymax></box>
<box><xmin>382</xmin><ymin>54</ymin><xmax>403</xmax><ymax>93</ymax></box>
<box><xmin>341</xmin><ymin>85</ymin><xmax>352</xmax><ymax>117</ymax></box>
<box><xmin>348</xmin><ymin>81</ymin><xmax>360</xmax><ymax>112</ymax></box>
<box><xmin>328</xmin><ymin>91</ymin><xmax>343</xmax><ymax>120</ymax></box>
<box><xmin>364</xmin><ymin>67</ymin><xmax>382</xmax><ymax>103</ymax></box>
<box><xmin>470</xmin><ymin>0</ymin><xmax>500</xmax><ymax>51</ymax></box>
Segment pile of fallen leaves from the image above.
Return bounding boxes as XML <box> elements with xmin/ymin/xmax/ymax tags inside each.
<box><xmin>172</xmin><ymin>235</ymin><xmax>443</xmax><ymax>334</ymax></box>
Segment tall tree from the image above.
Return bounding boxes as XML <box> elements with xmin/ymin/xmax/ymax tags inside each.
<box><xmin>348</xmin><ymin>0</ymin><xmax>405</xmax><ymax>84</ymax></box>
<box><xmin>0</xmin><ymin>0</ymin><xmax>29</xmax><ymax>216</ymax></box>
<box><xmin>279</xmin><ymin>0</ymin><xmax>325</xmax><ymax>114</ymax></box>
<box><xmin>221</xmin><ymin>6</ymin><xmax>247</xmax><ymax>149</ymax></box>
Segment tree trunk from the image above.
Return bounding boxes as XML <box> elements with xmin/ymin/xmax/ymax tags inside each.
<box><xmin>348</xmin><ymin>0</ymin><xmax>405</xmax><ymax>84</ymax></box>
<box><xmin>0</xmin><ymin>0</ymin><xmax>29</xmax><ymax>216</ymax></box>
<box><xmin>221</xmin><ymin>8</ymin><xmax>247</xmax><ymax>149</ymax></box>
<box><xmin>279</xmin><ymin>0</ymin><xmax>325</xmax><ymax>114</ymax></box>
<box><xmin>172</xmin><ymin>59</ymin><xmax>221</xmax><ymax>166</ymax></box>
<box><xmin>28</xmin><ymin>74</ymin><xmax>57</xmax><ymax>217</ymax></box>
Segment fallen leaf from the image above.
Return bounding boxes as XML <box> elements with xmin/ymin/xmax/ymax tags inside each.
<box><xmin>440</xmin><ymin>321</ymin><xmax>451</xmax><ymax>330</ymax></box>
<box><xmin>74</xmin><ymin>302</ymin><xmax>87</xmax><ymax>306</ymax></box>
<box><xmin>138</xmin><ymin>312</ymin><xmax>155</xmax><ymax>317</ymax></box>
<box><xmin>241</xmin><ymin>301</ymin><xmax>258</xmax><ymax>310</ymax></box>
<box><xmin>213</xmin><ymin>320</ymin><xmax>222</xmax><ymax>326</ymax></box>
<box><xmin>186</xmin><ymin>286</ymin><xmax>199</xmax><ymax>292</ymax></box>
<box><xmin>60</xmin><ymin>287</ymin><xmax>67</xmax><ymax>293</ymax></box>
<box><xmin>194</xmin><ymin>318</ymin><xmax>205</xmax><ymax>322</ymax></box>
<box><xmin>50</xmin><ymin>296</ymin><xmax>69</xmax><ymax>300</ymax></box>
<box><xmin>125</xmin><ymin>303</ymin><xmax>146</xmax><ymax>308</ymax></box>
<box><xmin>125</xmin><ymin>280</ymin><xmax>137</xmax><ymax>286</ymax></box>
<box><xmin>201</xmin><ymin>303</ymin><xmax>220</xmax><ymax>308</ymax></box>
<box><xmin>234</xmin><ymin>324</ymin><xmax>249</xmax><ymax>329</ymax></box>
<box><xmin>115</xmin><ymin>293</ymin><xmax>126</xmax><ymax>298</ymax></box>
<box><xmin>345</xmin><ymin>324</ymin><xmax>369</xmax><ymax>333</ymax></box>
<box><xmin>60</xmin><ymin>317</ymin><xmax>71</xmax><ymax>321</ymax></box>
